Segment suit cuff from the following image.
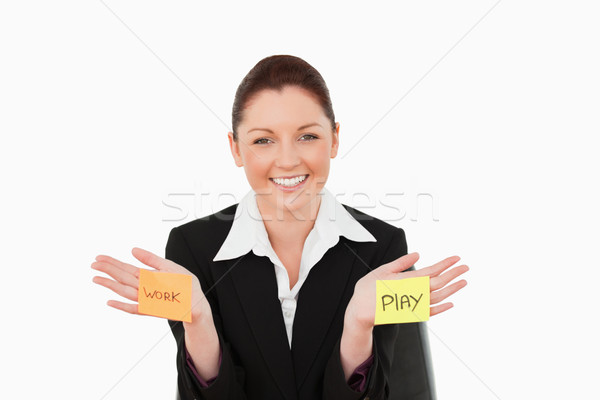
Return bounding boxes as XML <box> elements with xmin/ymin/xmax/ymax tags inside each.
<box><xmin>184</xmin><ymin>342</ymin><xmax>222</xmax><ymax>388</ymax></box>
<box><xmin>323</xmin><ymin>335</ymin><xmax>379</xmax><ymax>400</ymax></box>
<box><xmin>347</xmin><ymin>352</ymin><xmax>374</xmax><ymax>392</ymax></box>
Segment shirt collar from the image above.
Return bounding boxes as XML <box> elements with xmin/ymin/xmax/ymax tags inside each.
<box><xmin>212</xmin><ymin>187</ymin><xmax>376</xmax><ymax>262</ymax></box>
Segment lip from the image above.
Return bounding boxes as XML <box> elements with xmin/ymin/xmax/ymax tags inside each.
<box><xmin>270</xmin><ymin>174</ymin><xmax>309</xmax><ymax>179</ymax></box>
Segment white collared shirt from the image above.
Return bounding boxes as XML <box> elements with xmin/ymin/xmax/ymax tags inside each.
<box><xmin>213</xmin><ymin>187</ymin><xmax>377</xmax><ymax>348</ymax></box>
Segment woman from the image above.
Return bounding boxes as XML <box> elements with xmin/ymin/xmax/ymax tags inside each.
<box><xmin>92</xmin><ymin>55</ymin><xmax>469</xmax><ymax>400</ymax></box>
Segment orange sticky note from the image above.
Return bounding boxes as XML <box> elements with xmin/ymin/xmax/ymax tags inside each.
<box><xmin>374</xmin><ymin>276</ymin><xmax>430</xmax><ymax>325</ymax></box>
<box><xmin>138</xmin><ymin>269</ymin><xmax>192</xmax><ymax>322</ymax></box>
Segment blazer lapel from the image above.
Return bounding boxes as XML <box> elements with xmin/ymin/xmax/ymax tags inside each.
<box><xmin>290</xmin><ymin>238</ymin><xmax>359</xmax><ymax>390</ymax></box>
<box><xmin>229</xmin><ymin>252</ymin><xmax>298</xmax><ymax>400</ymax></box>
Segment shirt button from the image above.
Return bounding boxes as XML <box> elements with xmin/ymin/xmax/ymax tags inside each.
<box><xmin>285</xmin><ymin>311</ymin><xmax>291</xmax><ymax>317</ymax></box>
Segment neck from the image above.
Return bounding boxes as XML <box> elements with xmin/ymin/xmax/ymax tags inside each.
<box><xmin>256</xmin><ymin>194</ymin><xmax>322</xmax><ymax>248</ymax></box>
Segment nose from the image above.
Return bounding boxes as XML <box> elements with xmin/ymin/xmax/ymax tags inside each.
<box><xmin>274</xmin><ymin>139</ymin><xmax>301</xmax><ymax>169</ymax></box>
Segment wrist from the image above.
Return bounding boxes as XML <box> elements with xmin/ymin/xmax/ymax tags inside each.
<box><xmin>184</xmin><ymin>309</ymin><xmax>217</xmax><ymax>338</ymax></box>
<box><xmin>342</xmin><ymin>317</ymin><xmax>373</xmax><ymax>343</ymax></box>
<box><xmin>342</xmin><ymin>302</ymin><xmax>373</xmax><ymax>353</ymax></box>
<box><xmin>344</xmin><ymin>299</ymin><xmax>374</xmax><ymax>333</ymax></box>
<box><xmin>183</xmin><ymin>312</ymin><xmax>221</xmax><ymax>382</ymax></box>
<box><xmin>190</xmin><ymin>295</ymin><xmax>213</xmax><ymax>323</ymax></box>
<box><xmin>340</xmin><ymin>318</ymin><xmax>374</xmax><ymax>381</ymax></box>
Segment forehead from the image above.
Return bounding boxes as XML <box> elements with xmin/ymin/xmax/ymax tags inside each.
<box><xmin>241</xmin><ymin>86</ymin><xmax>327</xmax><ymax>131</ymax></box>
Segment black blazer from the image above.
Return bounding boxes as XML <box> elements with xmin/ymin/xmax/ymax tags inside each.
<box><xmin>166</xmin><ymin>202</ymin><xmax>436</xmax><ymax>400</ymax></box>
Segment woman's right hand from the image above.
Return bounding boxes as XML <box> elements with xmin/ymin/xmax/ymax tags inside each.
<box><xmin>91</xmin><ymin>247</ymin><xmax>212</xmax><ymax>323</ymax></box>
<box><xmin>344</xmin><ymin>252</ymin><xmax>469</xmax><ymax>332</ymax></box>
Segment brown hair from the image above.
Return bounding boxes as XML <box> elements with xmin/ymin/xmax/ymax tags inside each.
<box><xmin>231</xmin><ymin>55</ymin><xmax>336</xmax><ymax>141</ymax></box>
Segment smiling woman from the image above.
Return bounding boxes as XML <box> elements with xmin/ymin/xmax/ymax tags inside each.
<box><xmin>91</xmin><ymin>54</ymin><xmax>469</xmax><ymax>400</ymax></box>
<box><xmin>229</xmin><ymin>85</ymin><xmax>338</xmax><ymax>224</ymax></box>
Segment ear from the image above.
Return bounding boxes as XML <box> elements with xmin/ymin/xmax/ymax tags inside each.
<box><xmin>330</xmin><ymin>122</ymin><xmax>340</xmax><ymax>159</ymax></box>
<box><xmin>228</xmin><ymin>131</ymin><xmax>244</xmax><ymax>167</ymax></box>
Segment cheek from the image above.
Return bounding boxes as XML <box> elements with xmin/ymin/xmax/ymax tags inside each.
<box><xmin>244</xmin><ymin>155</ymin><xmax>269</xmax><ymax>180</ymax></box>
<box><xmin>305</xmin><ymin>148</ymin><xmax>331</xmax><ymax>175</ymax></box>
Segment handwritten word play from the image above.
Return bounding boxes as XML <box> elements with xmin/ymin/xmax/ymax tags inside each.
<box><xmin>374</xmin><ymin>276</ymin><xmax>430</xmax><ymax>325</ymax></box>
<box><xmin>381</xmin><ymin>292</ymin><xmax>423</xmax><ymax>312</ymax></box>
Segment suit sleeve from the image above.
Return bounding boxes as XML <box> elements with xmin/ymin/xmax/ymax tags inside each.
<box><xmin>165</xmin><ymin>226</ymin><xmax>248</xmax><ymax>400</ymax></box>
<box><xmin>323</xmin><ymin>227</ymin><xmax>437</xmax><ymax>400</ymax></box>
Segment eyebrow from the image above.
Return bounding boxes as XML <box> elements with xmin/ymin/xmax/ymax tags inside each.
<box><xmin>247</xmin><ymin>122</ymin><xmax>323</xmax><ymax>135</ymax></box>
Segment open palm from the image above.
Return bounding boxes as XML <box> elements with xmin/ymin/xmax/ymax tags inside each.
<box><xmin>345</xmin><ymin>252</ymin><xmax>469</xmax><ymax>331</ymax></box>
<box><xmin>91</xmin><ymin>247</ymin><xmax>211</xmax><ymax>322</ymax></box>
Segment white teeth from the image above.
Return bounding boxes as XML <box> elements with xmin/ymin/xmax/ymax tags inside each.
<box><xmin>272</xmin><ymin>175</ymin><xmax>307</xmax><ymax>187</ymax></box>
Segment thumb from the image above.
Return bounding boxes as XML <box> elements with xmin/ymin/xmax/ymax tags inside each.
<box><xmin>382</xmin><ymin>252</ymin><xmax>420</xmax><ymax>274</ymax></box>
<box><xmin>131</xmin><ymin>247</ymin><xmax>169</xmax><ymax>271</ymax></box>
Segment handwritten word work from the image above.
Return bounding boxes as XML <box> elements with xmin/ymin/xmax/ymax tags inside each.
<box><xmin>138</xmin><ymin>269</ymin><xmax>192</xmax><ymax>322</ymax></box>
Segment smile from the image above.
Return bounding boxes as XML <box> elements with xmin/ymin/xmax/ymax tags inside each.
<box><xmin>269</xmin><ymin>174</ymin><xmax>308</xmax><ymax>189</ymax></box>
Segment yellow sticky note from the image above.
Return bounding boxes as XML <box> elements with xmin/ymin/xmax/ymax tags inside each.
<box><xmin>138</xmin><ymin>269</ymin><xmax>192</xmax><ymax>322</ymax></box>
<box><xmin>374</xmin><ymin>276</ymin><xmax>430</xmax><ymax>325</ymax></box>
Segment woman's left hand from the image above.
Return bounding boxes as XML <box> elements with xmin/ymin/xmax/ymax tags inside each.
<box><xmin>344</xmin><ymin>252</ymin><xmax>469</xmax><ymax>331</ymax></box>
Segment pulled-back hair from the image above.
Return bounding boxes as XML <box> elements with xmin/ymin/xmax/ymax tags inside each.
<box><xmin>231</xmin><ymin>55</ymin><xmax>336</xmax><ymax>141</ymax></box>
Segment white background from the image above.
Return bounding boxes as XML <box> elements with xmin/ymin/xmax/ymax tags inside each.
<box><xmin>1</xmin><ymin>1</ymin><xmax>598</xmax><ymax>399</ymax></box>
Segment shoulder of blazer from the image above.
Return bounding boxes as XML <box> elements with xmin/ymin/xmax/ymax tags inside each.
<box><xmin>341</xmin><ymin>202</ymin><xmax>406</xmax><ymax>243</ymax></box>
<box><xmin>170</xmin><ymin>202</ymin><xmax>406</xmax><ymax>258</ymax></box>
<box><xmin>170</xmin><ymin>203</ymin><xmax>239</xmax><ymax>260</ymax></box>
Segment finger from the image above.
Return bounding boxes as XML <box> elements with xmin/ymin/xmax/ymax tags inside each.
<box><xmin>383</xmin><ymin>252</ymin><xmax>420</xmax><ymax>274</ymax></box>
<box><xmin>131</xmin><ymin>247</ymin><xmax>174</xmax><ymax>272</ymax></box>
<box><xmin>430</xmin><ymin>302</ymin><xmax>453</xmax><ymax>317</ymax></box>
<box><xmin>92</xmin><ymin>276</ymin><xmax>138</xmax><ymax>302</ymax></box>
<box><xmin>107</xmin><ymin>300</ymin><xmax>139</xmax><ymax>315</ymax></box>
<box><xmin>95</xmin><ymin>254</ymin><xmax>139</xmax><ymax>278</ymax></box>
<box><xmin>417</xmin><ymin>255</ymin><xmax>461</xmax><ymax>278</ymax></box>
<box><xmin>430</xmin><ymin>279</ymin><xmax>467</xmax><ymax>305</ymax></box>
<box><xmin>430</xmin><ymin>264</ymin><xmax>469</xmax><ymax>291</ymax></box>
<box><xmin>91</xmin><ymin>261</ymin><xmax>138</xmax><ymax>288</ymax></box>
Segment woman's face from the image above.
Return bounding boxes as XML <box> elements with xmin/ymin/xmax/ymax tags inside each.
<box><xmin>228</xmin><ymin>85</ymin><xmax>339</xmax><ymax>219</ymax></box>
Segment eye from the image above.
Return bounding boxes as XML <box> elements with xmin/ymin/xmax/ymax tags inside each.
<box><xmin>253</xmin><ymin>138</ymin><xmax>272</xmax><ymax>145</ymax></box>
<box><xmin>300</xmin><ymin>134</ymin><xmax>318</xmax><ymax>141</ymax></box>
